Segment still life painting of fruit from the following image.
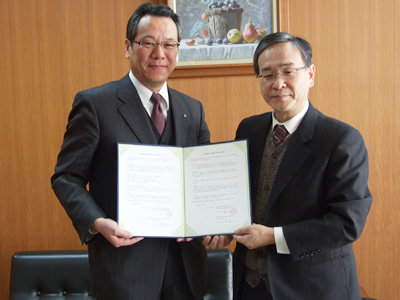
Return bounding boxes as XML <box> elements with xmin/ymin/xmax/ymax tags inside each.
<box><xmin>170</xmin><ymin>0</ymin><xmax>276</xmax><ymax>65</ymax></box>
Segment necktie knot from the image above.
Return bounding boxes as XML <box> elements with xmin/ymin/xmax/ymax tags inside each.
<box><xmin>151</xmin><ymin>92</ymin><xmax>161</xmax><ymax>105</ymax></box>
<box><xmin>150</xmin><ymin>93</ymin><xmax>165</xmax><ymax>135</ymax></box>
<box><xmin>272</xmin><ymin>125</ymin><xmax>288</xmax><ymax>147</ymax></box>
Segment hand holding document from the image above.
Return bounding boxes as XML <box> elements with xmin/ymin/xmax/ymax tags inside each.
<box><xmin>118</xmin><ymin>140</ymin><xmax>251</xmax><ymax>238</ymax></box>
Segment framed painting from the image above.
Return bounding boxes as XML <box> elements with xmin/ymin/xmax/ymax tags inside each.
<box><xmin>168</xmin><ymin>0</ymin><xmax>278</xmax><ymax>67</ymax></box>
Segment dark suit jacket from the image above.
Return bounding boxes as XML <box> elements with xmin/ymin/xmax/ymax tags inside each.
<box><xmin>51</xmin><ymin>74</ymin><xmax>210</xmax><ymax>300</ymax></box>
<box><xmin>233</xmin><ymin>103</ymin><xmax>372</xmax><ymax>300</ymax></box>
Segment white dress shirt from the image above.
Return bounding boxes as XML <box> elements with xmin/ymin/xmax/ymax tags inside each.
<box><xmin>128</xmin><ymin>71</ymin><xmax>169</xmax><ymax>119</ymax></box>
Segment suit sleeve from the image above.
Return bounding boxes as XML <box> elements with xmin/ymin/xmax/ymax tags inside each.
<box><xmin>51</xmin><ymin>92</ymin><xmax>107</xmax><ymax>243</ymax></box>
<box><xmin>283</xmin><ymin>127</ymin><xmax>372</xmax><ymax>260</ymax></box>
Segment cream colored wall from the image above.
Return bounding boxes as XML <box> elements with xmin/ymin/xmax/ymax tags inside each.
<box><xmin>0</xmin><ymin>0</ymin><xmax>398</xmax><ymax>299</ymax></box>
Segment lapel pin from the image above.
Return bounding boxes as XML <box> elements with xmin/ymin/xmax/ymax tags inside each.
<box><xmin>183</xmin><ymin>114</ymin><xmax>187</xmax><ymax>118</ymax></box>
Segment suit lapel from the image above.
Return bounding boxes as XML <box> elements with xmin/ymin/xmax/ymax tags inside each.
<box><xmin>268</xmin><ymin>104</ymin><xmax>318</xmax><ymax>205</ymax></box>
<box><xmin>168</xmin><ymin>88</ymin><xmax>188</xmax><ymax>146</ymax></box>
<box><xmin>116</xmin><ymin>75</ymin><xmax>157</xmax><ymax>144</ymax></box>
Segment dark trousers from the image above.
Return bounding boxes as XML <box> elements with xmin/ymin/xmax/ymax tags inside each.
<box><xmin>159</xmin><ymin>241</ymin><xmax>199</xmax><ymax>300</ymax></box>
<box><xmin>237</xmin><ymin>276</ymin><xmax>273</xmax><ymax>300</ymax></box>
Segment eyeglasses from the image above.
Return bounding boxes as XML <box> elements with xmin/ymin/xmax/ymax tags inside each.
<box><xmin>133</xmin><ymin>40</ymin><xmax>180</xmax><ymax>50</ymax></box>
<box><xmin>257</xmin><ymin>66</ymin><xmax>309</xmax><ymax>84</ymax></box>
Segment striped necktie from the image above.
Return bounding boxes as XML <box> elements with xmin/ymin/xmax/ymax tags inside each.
<box><xmin>272</xmin><ymin>125</ymin><xmax>288</xmax><ymax>147</ymax></box>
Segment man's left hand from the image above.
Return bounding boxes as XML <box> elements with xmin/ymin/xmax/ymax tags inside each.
<box><xmin>233</xmin><ymin>224</ymin><xmax>274</xmax><ymax>249</ymax></box>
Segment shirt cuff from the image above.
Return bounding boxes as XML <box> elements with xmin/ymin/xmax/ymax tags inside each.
<box><xmin>85</xmin><ymin>227</ymin><xmax>99</xmax><ymax>243</ymax></box>
<box><xmin>88</xmin><ymin>228</ymin><xmax>98</xmax><ymax>235</ymax></box>
<box><xmin>274</xmin><ymin>227</ymin><xmax>290</xmax><ymax>254</ymax></box>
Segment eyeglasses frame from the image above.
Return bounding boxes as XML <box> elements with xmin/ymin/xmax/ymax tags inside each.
<box><xmin>132</xmin><ymin>40</ymin><xmax>180</xmax><ymax>50</ymax></box>
<box><xmin>257</xmin><ymin>66</ymin><xmax>309</xmax><ymax>84</ymax></box>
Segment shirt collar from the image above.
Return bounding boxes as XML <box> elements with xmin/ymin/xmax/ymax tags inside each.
<box><xmin>128</xmin><ymin>71</ymin><xmax>169</xmax><ymax>110</ymax></box>
<box><xmin>272</xmin><ymin>100</ymin><xmax>309</xmax><ymax>134</ymax></box>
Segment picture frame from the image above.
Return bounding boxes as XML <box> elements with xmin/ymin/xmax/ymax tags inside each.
<box><xmin>167</xmin><ymin>0</ymin><xmax>278</xmax><ymax>67</ymax></box>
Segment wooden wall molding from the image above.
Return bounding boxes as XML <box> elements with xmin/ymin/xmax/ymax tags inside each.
<box><xmin>170</xmin><ymin>63</ymin><xmax>254</xmax><ymax>78</ymax></box>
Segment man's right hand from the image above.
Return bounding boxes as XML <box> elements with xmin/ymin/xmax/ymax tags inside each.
<box><xmin>91</xmin><ymin>218</ymin><xmax>143</xmax><ymax>248</ymax></box>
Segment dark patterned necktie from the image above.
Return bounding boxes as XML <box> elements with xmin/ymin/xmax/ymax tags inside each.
<box><xmin>150</xmin><ymin>93</ymin><xmax>165</xmax><ymax>135</ymax></box>
<box><xmin>272</xmin><ymin>125</ymin><xmax>288</xmax><ymax>147</ymax></box>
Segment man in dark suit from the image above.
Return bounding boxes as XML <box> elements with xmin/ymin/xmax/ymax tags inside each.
<box><xmin>231</xmin><ymin>32</ymin><xmax>372</xmax><ymax>299</ymax></box>
<box><xmin>51</xmin><ymin>3</ymin><xmax>209</xmax><ymax>300</ymax></box>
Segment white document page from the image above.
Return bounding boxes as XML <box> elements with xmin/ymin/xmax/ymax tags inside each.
<box><xmin>118</xmin><ymin>145</ymin><xmax>184</xmax><ymax>237</ymax></box>
<box><xmin>184</xmin><ymin>141</ymin><xmax>251</xmax><ymax>236</ymax></box>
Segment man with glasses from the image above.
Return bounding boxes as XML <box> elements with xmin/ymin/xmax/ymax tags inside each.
<box><xmin>231</xmin><ymin>32</ymin><xmax>372</xmax><ymax>299</ymax></box>
<box><xmin>51</xmin><ymin>3</ymin><xmax>209</xmax><ymax>300</ymax></box>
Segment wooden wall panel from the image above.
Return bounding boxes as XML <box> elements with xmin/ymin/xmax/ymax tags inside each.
<box><xmin>168</xmin><ymin>75</ymin><xmax>267</xmax><ymax>143</ymax></box>
<box><xmin>0</xmin><ymin>0</ymin><xmax>398</xmax><ymax>299</ymax></box>
<box><xmin>281</xmin><ymin>1</ymin><xmax>400</xmax><ymax>299</ymax></box>
<box><xmin>0</xmin><ymin>0</ymin><xmax>145</xmax><ymax>298</ymax></box>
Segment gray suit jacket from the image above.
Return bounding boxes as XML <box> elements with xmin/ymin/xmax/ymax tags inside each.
<box><xmin>51</xmin><ymin>74</ymin><xmax>210</xmax><ymax>300</ymax></box>
<box><xmin>233</xmin><ymin>103</ymin><xmax>372</xmax><ymax>300</ymax></box>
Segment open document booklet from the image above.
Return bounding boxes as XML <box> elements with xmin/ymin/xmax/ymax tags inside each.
<box><xmin>117</xmin><ymin>140</ymin><xmax>252</xmax><ymax>238</ymax></box>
